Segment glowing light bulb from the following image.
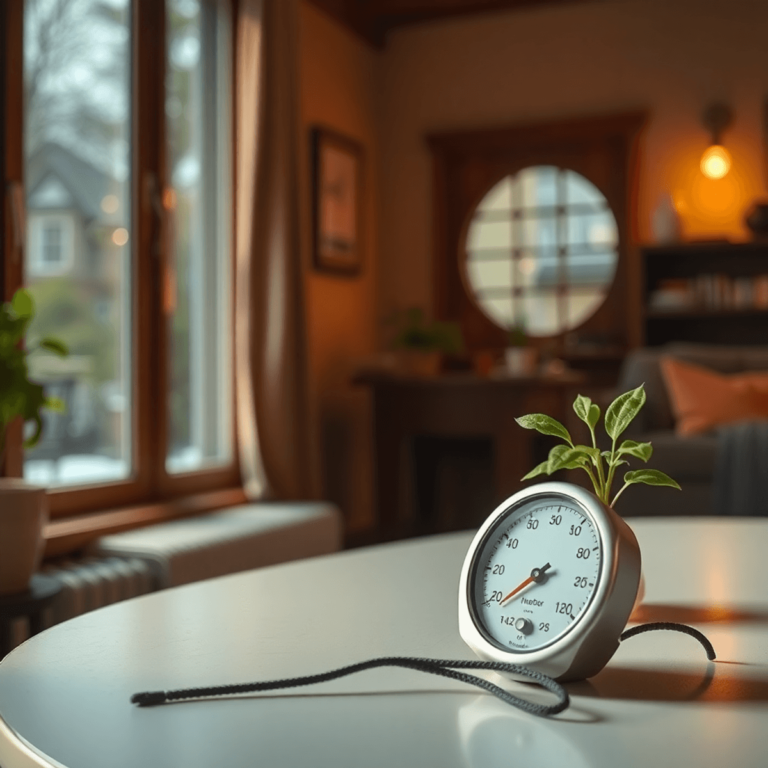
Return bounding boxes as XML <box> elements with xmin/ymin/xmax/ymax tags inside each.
<box><xmin>700</xmin><ymin>145</ymin><xmax>732</xmax><ymax>179</ymax></box>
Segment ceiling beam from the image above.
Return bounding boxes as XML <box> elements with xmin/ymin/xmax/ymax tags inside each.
<box><xmin>307</xmin><ymin>0</ymin><xmax>588</xmax><ymax>47</ymax></box>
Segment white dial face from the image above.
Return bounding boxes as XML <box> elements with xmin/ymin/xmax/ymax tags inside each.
<box><xmin>470</xmin><ymin>494</ymin><xmax>602</xmax><ymax>653</ymax></box>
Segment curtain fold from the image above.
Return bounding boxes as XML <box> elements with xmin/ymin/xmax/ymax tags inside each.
<box><xmin>235</xmin><ymin>0</ymin><xmax>318</xmax><ymax>500</ymax></box>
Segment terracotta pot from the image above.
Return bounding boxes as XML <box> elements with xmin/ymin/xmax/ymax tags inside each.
<box><xmin>0</xmin><ymin>479</ymin><xmax>48</xmax><ymax>595</ymax></box>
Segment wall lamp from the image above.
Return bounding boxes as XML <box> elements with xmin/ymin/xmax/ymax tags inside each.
<box><xmin>700</xmin><ymin>103</ymin><xmax>733</xmax><ymax>179</ymax></box>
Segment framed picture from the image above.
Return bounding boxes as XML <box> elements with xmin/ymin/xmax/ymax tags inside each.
<box><xmin>311</xmin><ymin>127</ymin><xmax>364</xmax><ymax>275</ymax></box>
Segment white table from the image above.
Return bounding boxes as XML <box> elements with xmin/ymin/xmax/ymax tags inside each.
<box><xmin>0</xmin><ymin>518</ymin><xmax>767</xmax><ymax>768</ymax></box>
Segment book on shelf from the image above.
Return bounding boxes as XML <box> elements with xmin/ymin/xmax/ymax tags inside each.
<box><xmin>648</xmin><ymin>274</ymin><xmax>768</xmax><ymax>312</ymax></box>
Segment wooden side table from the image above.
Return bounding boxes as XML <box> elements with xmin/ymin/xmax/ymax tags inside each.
<box><xmin>0</xmin><ymin>575</ymin><xmax>62</xmax><ymax>658</ymax></box>
<box><xmin>354</xmin><ymin>370</ymin><xmax>584</xmax><ymax>540</ymax></box>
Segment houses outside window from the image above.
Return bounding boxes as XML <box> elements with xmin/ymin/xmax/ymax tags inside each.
<box><xmin>1</xmin><ymin>0</ymin><xmax>238</xmax><ymax>520</ymax></box>
<box><xmin>27</xmin><ymin>215</ymin><xmax>75</xmax><ymax>276</ymax></box>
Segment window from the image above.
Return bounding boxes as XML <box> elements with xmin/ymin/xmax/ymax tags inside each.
<box><xmin>2</xmin><ymin>0</ymin><xmax>238</xmax><ymax>519</ymax></box>
<box><xmin>464</xmin><ymin>166</ymin><xmax>619</xmax><ymax>336</ymax></box>
<box><xmin>428</xmin><ymin>112</ymin><xmax>644</xmax><ymax>351</ymax></box>
<box><xmin>27</xmin><ymin>215</ymin><xmax>75</xmax><ymax>276</ymax></box>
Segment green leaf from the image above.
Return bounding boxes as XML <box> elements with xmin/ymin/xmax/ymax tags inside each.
<box><xmin>521</xmin><ymin>460</ymin><xmax>550</xmax><ymax>481</ymax></box>
<box><xmin>44</xmin><ymin>396</ymin><xmax>66</xmax><ymax>413</ymax></box>
<box><xmin>605</xmin><ymin>384</ymin><xmax>646</xmax><ymax>441</ymax></box>
<box><xmin>22</xmin><ymin>413</ymin><xmax>43</xmax><ymax>449</ymax></box>
<box><xmin>11</xmin><ymin>289</ymin><xmax>34</xmax><ymax>319</ymax></box>
<box><xmin>617</xmin><ymin>439</ymin><xmax>653</xmax><ymax>462</ymax></box>
<box><xmin>587</xmin><ymin>403</ymin><xmax>600</xmax><ymax>429</ymax></box>
<box><xmin>623</xmin><ymin>469</ymin><xmax>681</xmax><ymax>490</ymax></box>
<box><xmin>516</xmin><ymin>414</ymin><xmax>572</xmax><ymax>445</ymax></box>
<box><xmin>573</xmin><ymin>395</ymin><xmax>591</xmax><ymax>422</ymax></box>
<box><xmin>577</xmin><ymin>445</ymin><xmax>602</xmax><ymax>465</ymax></box>
<box><xmin>548</xmin><ymin>445</ymin><xmax>591</xmax><ymax>473</ymax></box>
<box><xmin>39</xmin><ymin>337</ymin><xmax>69</xmax><ymax>356</ymax></box>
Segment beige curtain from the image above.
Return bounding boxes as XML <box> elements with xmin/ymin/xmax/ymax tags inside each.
<box><xmin>235</xmin><ymin>0</ymin><xmax>317</xmax><ymax>500</ymax></box>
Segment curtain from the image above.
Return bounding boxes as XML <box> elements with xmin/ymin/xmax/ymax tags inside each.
<box><xmin>235</xmin><ymin>0</ymin><xmax>318</xmax><ymax>500</ymax></box>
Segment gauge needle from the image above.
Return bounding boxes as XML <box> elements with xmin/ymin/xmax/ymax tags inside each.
<box><xmin>499</xmin><ymin>563</ymin><xmax>551</xmax><ymax>605</ymax></box>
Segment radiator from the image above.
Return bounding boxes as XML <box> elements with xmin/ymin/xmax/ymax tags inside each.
<box><xmin>6</xmin><ymin>556</ymin><xmax>161</xmax><ymax>653</ymax></box>
<box><xmin>5</xmin><ymin>502</ymin><xmax>341</xmax><ymax>655</ymax></box>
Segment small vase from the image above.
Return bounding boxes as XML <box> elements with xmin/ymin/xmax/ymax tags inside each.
<box><xmin>504</xmin><ymin>347</ymin><xmax>538</xmax><ymax>376</ymax></box>
<box><xmin>650</xmin><ymin>193</ymin><xmax>682</xmax><ymax>244</ymax></box>
<box><xmin>0</xmin><ymin>479</ymin><xmax>48</xmax><ymax>595</ymax></box>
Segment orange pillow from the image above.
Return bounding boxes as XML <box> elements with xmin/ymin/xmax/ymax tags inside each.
<box><xmin>660</xmin><ymin>356</ymin><xmax>768</xmax><ymax>436</ymax></box>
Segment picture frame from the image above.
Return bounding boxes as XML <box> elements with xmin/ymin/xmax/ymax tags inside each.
<box><xmin>311</xmin><ymin>127</ymin><xmax>364</xmax><ymax>275</ymax></box>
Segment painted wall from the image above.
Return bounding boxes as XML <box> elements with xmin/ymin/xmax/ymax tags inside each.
<box><xmin>299</xmin><ymin>2</ymin><xmax>380</xmax><ymax>534</ymax></box>
<box><xmin>378</xmin><ymin>0</ymin><xmax>768</xmax><ymax>320</ymax></box>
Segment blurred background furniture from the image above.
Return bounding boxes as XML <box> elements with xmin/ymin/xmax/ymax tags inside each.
<box><xmin>355</xmin><ymin>370</ymin><xmax>583</xmax><ymax>539</ymax></box>
<box><xmin>0</xmin><ymin>575</ymin><xmax>61</xmax><ymax>658</ymax></box>
<box><xmin>615</xmin><ymin>343</ymin><xmax>768</xmax><ymax>518</ymax></box>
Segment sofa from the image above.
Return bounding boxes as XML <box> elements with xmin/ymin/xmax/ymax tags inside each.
<box><xmin>613</xmin><ymin>342</ymin><xmax>768</xmax><ymax>518</ymax></box>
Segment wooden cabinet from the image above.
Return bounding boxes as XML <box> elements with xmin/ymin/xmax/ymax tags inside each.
<box><xmin>641</xmin><ymin>242</ymin><xmax>768</xmax><ymax>346</ymax></box>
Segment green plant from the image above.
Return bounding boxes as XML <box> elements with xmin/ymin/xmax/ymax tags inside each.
<box><xmin>389</xmin><ymin>307</ymin><xmax>463</xmax><ymax>354</ymax></box>
<box><xmin>0</xmin><ymin>288</ymin><xmax>69</xmax><ymax>465</ymax></box>
<box><xmin>506</xmin><ymin>324</ymin><xmax>528</xmax><ymax>348</ymax></box>
<box><xmin>515</xmin><ymin>384</ymin><xmax>680</xmax><ymax>507</ymax></box>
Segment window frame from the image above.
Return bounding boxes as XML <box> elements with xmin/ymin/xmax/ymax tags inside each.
<box><xmin>464</xmin><ymin>166</ymin><xmax>621</xmax><ymax>337</ymax></box>
<box><xmin>427</xmin><ymin>112</ymin><xmax>647</xmax><ymax>353</ymax></box>
<box><xmin>1</xmin><ymin>0</ymin><xmax>242</xmax><ymax>541</ymax></box>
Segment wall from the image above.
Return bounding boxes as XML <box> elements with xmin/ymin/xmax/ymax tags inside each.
<box><xmin>299</xmin><ymin>2</ymin><xmax>380</xmax><ymax>534</ymax></box>
<box><xmin>377</xmin><ymin>0</ymin><xmax>768</xmax><ymax>321</ymax></box>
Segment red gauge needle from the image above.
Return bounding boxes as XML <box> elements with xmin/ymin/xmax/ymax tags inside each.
<box><xmin>499</xmin><ymin>563</ymin><xmax>551</xmax><ymax>605</ymax></box>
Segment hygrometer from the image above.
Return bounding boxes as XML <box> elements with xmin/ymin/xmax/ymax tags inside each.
<box><xmin>458</xmin><ymin>481</ymin><xmax>641</xmax><ymax>682</ymax></box>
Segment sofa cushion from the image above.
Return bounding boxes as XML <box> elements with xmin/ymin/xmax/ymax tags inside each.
<box><xmin>660</xmin><ymin>356</ymin><xmax>768</xmax><ymax>435</ymax></box>
<box><xmin>618</xmin><ymin>343</ymin><xmax>768</xmax><ymax>432</ymax></box>
<box><xmin>617</xmin><ymin>348</ymin><xmax>675</xmax><ymax>432</ymax></box>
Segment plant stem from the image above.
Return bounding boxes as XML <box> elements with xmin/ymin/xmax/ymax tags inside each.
<box><xmin>605</xmin><ymin>437</ymin><xmax>618</xmax><ymax>501</ymax></box>
<box><xmin>611</xmin><ymin>481</ymin><xmax>631</xmax><ymax>508</ymax></box>
<box><xmin>594</xmin><ymin>451</ymin><xmax>607</xmax><ymax>501</ymax></box>
<box><xmin>581</xmin><ymin>462</ymin><xmax>600</xmax><ymax>499</ymax></box>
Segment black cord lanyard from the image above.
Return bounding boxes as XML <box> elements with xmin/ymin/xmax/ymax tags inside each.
<box><xmin>131</xmin><ymin>621</ymin><xmax>715</xmax><ymax>717</ymax></box>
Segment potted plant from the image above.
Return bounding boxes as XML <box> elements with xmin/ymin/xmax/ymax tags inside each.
<box><xmin>515</xmin><ymin>384</ymin><xmax>680</xmax><ymax>506</ymax></box>
<box><xmin>504</xmin><ymin>321</ymin><xmax>537</xmax><ymax>376</ymax></box>
<box><xmin>388</xmin><ymin>307</ymin><xmax>463</xmax><ymax>376</ymax></box>
<box><xmin>0</xmin><ymin>288</ymin><xmax>68</xmax><ymax>595</ymax></box>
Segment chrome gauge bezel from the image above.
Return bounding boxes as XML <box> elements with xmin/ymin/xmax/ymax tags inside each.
<box><xmin>458</xmin><ymin>481</ymin><xmax>641</xmax><ymax>681</ymax></box>
<box><xmin>466</xmin><ymin>490</ymin><xmax>603</xmax><ymax>655</ymax></box>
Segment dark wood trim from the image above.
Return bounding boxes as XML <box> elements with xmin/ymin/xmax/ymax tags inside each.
<box><xmin>1</xmin><ymin>0</ymin><xmax>24</xmax><ymax>478</ymax></box>
<box><xmin>0</xmin><ymin>0</ymin><xmax>6</xmax><ymax>302</ymax></box>
<box><xmin>426</xmin><ymin>111</ymin><xmax>648</xmax><ymax>155</ymax></box>
<box><xmin>306</xmin><ymin>0</ymin><xmax>589</xmax><ymax>47</ymax></box>
<box><xmin>428</xmin><ymin>111</ymin><xmax>647</xmax><ymax>353</ymax></box>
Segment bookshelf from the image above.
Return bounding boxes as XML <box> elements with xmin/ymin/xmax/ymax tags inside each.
<box><xmin>641</xmin><ymin>242</ymin><xmax>768</xmax><ymax>346</ymax></box>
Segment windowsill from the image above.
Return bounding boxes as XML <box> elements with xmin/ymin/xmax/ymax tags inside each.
<box><xmin>43</xmin><ymin>486</ymin><xmax>249</xmax><ymax>559</ymax></box>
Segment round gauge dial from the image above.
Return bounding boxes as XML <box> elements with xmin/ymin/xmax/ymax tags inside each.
<box><xmin>470</xmin><ymin>494</ymin><xmax>602</xmax><ymax>653</ymax></box>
